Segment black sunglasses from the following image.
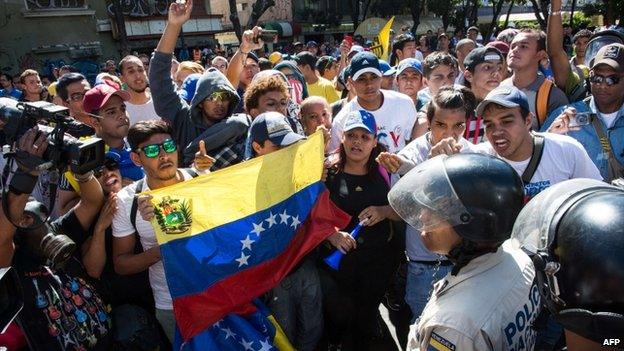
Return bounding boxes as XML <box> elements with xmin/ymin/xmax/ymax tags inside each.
<box><xmin>94</xmin><ymin>158</ymin><xmax>119</xmax><ymax>178</ymax></box>
<box><xmin>589</xmin><ymin>72</ymin><xmax>623</xmax><ymax>86</ymax></box>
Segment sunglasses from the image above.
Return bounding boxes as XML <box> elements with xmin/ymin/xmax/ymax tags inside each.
<box><xmin>94</xmin><ymin>159</ymin><xmax>119</xmax><ymax>178</ymax></box>
<box><xmin>206</xmin><ymin>91</ymin><xmax>231</xmax><ymax>102</ymax></box>
<box><xmin>589</xmin><ymin>73</ymin><xmax>622</xmax><ymax>86</ymax></box>
<box><xmin>136</xmin><ymin>139</ymin><xmax>177</xmax><ymax>158</ymax></box>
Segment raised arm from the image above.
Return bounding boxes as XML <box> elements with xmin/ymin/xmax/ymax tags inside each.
<box><xmin>546</xmin><ymin>0</ymin><xmax>573</xmax><ymax>89</ymax></box>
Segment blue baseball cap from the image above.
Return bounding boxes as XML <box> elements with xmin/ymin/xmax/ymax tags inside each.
<box><xmin>343</xmin><ymin>110</ymin><xmax>377</xmax><ymax>135</ymax></box>
<box><xmin>476</xmin><ymin>86</ymin><xmax>531</xmax><ymax>116</ymax></box>
<box><xmin>378</xmin><ymin>60</ymin><xmax>396</xmax><ymax>77</ymax></box>
<box><xmin>396</xmin><ymin>58</ymin><xmax>423</xmax><ymax>76</ymax></box>
<box><xmin>350</xmin><ymin>52</ymin><xmax>381</xmax><ymax>80</ymax></box>
<box><xmin>250</xmin><ymin>112</ymin><xmax>305</xmax><ymax>148</ymax></box>
<box><xmin>178</xmin><ymin>73</ymin><xmax>201</xmax><ymax>103</ymax></box>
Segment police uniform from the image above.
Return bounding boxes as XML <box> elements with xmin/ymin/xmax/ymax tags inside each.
<box><xmin>408</xmin><ymin>242</ymin><xmax>540</xmax><ymax>351</ymax></box>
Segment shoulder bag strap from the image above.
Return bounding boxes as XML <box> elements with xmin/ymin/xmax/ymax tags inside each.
<box><xmin>522</xmin><ymin>134</ymin><xmax>545</xmax><ymax>184</ymax></box>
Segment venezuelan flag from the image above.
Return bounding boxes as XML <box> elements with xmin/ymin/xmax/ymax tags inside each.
<box><xmin>146</xmin><ymin>131</ymin><xmax>351</xmax><ymax>348</ymax></box>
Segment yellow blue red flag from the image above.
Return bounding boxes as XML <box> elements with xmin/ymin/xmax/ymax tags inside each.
<box><xmin>146</xmin><ymin>131</ymin><xmax>351</xmax><ymax>349</ymax></box>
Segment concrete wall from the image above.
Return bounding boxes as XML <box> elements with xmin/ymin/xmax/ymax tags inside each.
<box><xmin>0</xmin><ymin>1</ymin><xmax>119</xmax><ymax>76</ymax></box>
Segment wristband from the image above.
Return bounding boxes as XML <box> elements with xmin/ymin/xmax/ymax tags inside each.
<box><xmin>74</xmin><ymin>171</ymin><xmax>94</xmax><ymax>183</ymax></box>
<box><xmin>239</xmin><ymin>48</ymin><xmax>249</xmax><ymax>55</ymax></box>
<box><xmin>550</xmin><ymin>10</ymin><xmax>562</xmax><ymax>16</ymax></box>
<box><xmin>9</xmin><ymin>171</ymin><xmax>38</xmax><ymax>195</ymax></box>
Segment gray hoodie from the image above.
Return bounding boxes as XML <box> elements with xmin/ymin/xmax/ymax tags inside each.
<box><xmin>150</xmin><ymin>51</ymin><xmax>248</xmax><ymax>166</ymax></box>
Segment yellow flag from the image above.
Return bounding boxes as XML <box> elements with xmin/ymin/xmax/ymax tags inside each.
<box><xmin>370</xmin><ymin>16</ymin><xmax>395</xmax><ymax>61</ymax></box>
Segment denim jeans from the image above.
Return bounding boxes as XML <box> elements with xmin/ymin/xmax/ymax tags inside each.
<box><xmin>267</xmin><ymin>257</ymin><xmax>323</xmax><ymax>351</ymax></box>
<box><xmin>155</xmin><ymin>308</ymin><xmax>176</xmax><ymax>343</ymax></box>
<box><xmin>405</xmin><ymin>261</ymin><xmax>452</xmax><ymax>323</ymax></box>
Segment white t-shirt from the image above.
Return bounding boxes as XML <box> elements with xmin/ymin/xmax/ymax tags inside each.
<box><xmin>330</xmin><ymin>89</ymin><xmax>417</xmax><ymax>154</ymax></box>
<box><xmin>475</xmin><ymin>133</ymin><xmax>602</xmax><ymax>199</ymax></box>
<box><xmin>125</xmin><ymin>99</ymin><xmax>161</xmax><ymax>127</ymax></box>
<box><xmin>397</xmin><ymin>132</ymin><xmax>477</xmax><ymax>175</ymax></box>
<box><xmin>112</xmin><ymin>170</ymin><xmax>194</xmax><ymax>310</ymax></box>
<box><xmin>397</xmin><ymin>132</ymin><xmax>477</xmax><ymax>261</ymax></box>
<box><xmin>601</xmin><ymin>111</ymin><xmax>619</xmax><ymax>129</ymax></box>
<box><xmin>414</xmin><ymin>50</ymin><xmax>424</xmax><ymax>61</ymax></box>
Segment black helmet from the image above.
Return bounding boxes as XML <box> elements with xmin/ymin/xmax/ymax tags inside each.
<box><xmin>388</xmin><ymin>153</ymin><xmax>524</xmax><ymax>244</ymax></box>
<box><xmin>511</xmin><ymin>178</ymin><xmax>624</xmax><ymax>343</ymax></box>
<box><xmin>584</xmin><ymin>27</ymin><xmax>624</xmax><ymax>67</ymax></box>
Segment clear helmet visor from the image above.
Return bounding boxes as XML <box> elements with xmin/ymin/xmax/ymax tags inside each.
<box><xmin>388</xmin><ymin>155</ymin><xmax>470</xmax><ymax>232</ymax></box>
<box><xmin>585</xmin><ymin>35</ymin><xmax>624</xmax><ymax>67</ymax></box>
<box><xmin>510</xmin><ymin>178</ymin><xmax>617</xmax><ymax>253</ymax></box>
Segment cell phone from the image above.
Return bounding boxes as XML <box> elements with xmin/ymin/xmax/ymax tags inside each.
<box><xmin>569</xmin><ymin>112</ymin><xmax>593</xmax><ymax>127</ymax></box>
<box><xmin>257</xmin><ymin>30</ymin><xmax>278</xmax><ymax>43</ymax></box>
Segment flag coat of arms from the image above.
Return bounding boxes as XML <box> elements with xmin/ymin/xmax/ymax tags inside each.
<box><xmin>145</xmin><ymin>132</ymin><xmax>351</xmax><ymax>349</ymax></box>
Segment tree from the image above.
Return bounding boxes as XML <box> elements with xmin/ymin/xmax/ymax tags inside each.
<box><xmin>427</xmin><ymin>0</ymin><xmax>456</xmax><ymax>30</ymax></box>
<box><xmin>407</xmin><ymin>0</ymin><xmax>423</xmax><ymax>36</ymax></box>
<box><xmin>111</xmin><ymin>0</ymin><xmax>129</xmax><ymax>55</ymax></box>
<box><xmin>246</xmin><ymin>0</ymin><xmax>276</xmax><ymax>29</ymax></box>
<box><xmin>347</xmin><ymin>0</ymin><xmax>375</xmax><ymax>30</ymax></box>
<box><xmin>483</xmin><ymin>0</ymin><xmax>508</xmax><ymax>44</ymax></box>
<box><xmin>228</xmin><ymin>0</ymin><xmax>275</xmax><ymax>42</ymax></box>
<box><xmin>528</xmin><ymin>0</ymin><xmax>550</xmax><ymax>29</ymax></box>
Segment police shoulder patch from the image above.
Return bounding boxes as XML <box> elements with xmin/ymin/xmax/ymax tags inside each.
<box><xmin>427</xmin><ymin>331</ymin><xmax>456</xmax><ymax>351</ymax></box>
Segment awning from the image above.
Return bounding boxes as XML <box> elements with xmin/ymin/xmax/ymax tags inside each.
<box><xmin>264</xmin><ymin>21</ymin><xmax>296</xmax><ymax>37</ymax></box>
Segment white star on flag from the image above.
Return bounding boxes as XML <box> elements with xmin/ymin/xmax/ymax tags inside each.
<box><xmin>239</xmin><ymin>338</ymin><xmax>254</xmax><ymax>351</ymax></box>
<box><xmin>222</xmin><ymin>327</ymin><xmax>236</xmax><ymax>340</ymax></box>
<box><xmin>240</xmin><ymin>235</ymin><xmax>255</xmax><ymax>251</ymax></box>
<box><xmin>265</xmin><ymin>212</ymin><xmax>277</xmax><ymax>228</ymax></box>
<box><xmin>258</xmin><ymin>339</ymin><xmax>273</xmax><ymax>351</ymax></box>
<box><xmin>251</xmin><ymin>222</ymin><xmax>265</xmax><ymax>236</ymax></box>
<box><xmin>290</xmin><ymin>215</ymin><xmax>301</xmax><ymax>229</ymax></box>
<box><xmin>279</xmin><ymin>210</ymin><xmax>290</xmax><ymax>224</ymax></box>
<box><xmin>235</xmin><ymin>252</ymin><xmax>250</xmax><ymax>267</ymax></box>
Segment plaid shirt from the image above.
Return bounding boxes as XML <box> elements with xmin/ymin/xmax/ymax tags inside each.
<box><xmin>210</xmin><ymin>136</ymin><xmax>247</xmax><ymax>171</ymax></box>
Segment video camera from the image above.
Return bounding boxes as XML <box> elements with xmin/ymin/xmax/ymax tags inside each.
<box><xmin>0</xmin><ymin>100</ymin><xmax>104</xmax><ymax>174</ymax></box>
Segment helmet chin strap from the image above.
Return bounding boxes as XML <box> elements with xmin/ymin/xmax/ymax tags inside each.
<box><xmin>446</xmin><ymin>238</ymin><xmax>499</xmax><ymax>276</ymax></box>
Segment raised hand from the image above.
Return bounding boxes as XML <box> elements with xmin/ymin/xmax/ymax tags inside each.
<box><xmin>167</xmin><ymin>0</ymin><xmax>193</xmax><ymax>27</ymax></box>
<box><xmin>429</xmin><ymin>137</ymin><xmax>463</xmax><ymax>158</ymax></box>
<box><xmin>240</xmin><ymin>26</ymin><xmax>265</xmax><ymax>54</ymax></box>
<box><xmin>194</xmin><ymin>140</ymin><xmax>215</xmax><ymax>172</ymax></box>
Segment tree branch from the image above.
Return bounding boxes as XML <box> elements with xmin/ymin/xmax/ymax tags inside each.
<box><xmin>246</xmin><ymin>0</ymin><xmax>276</xmax><ymax>29</ymax></box>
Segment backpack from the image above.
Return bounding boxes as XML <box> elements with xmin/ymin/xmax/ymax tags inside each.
<box><xmin>535</xmin><ymin>79</ymin><xmax>553</xmax><ymax>129</ymax></box>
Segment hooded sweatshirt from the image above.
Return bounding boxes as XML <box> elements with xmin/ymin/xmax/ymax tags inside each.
<box><xmin>150</xmin><ymin>51</ymin><xmax>248</xmax><ymax>167</ymax></box>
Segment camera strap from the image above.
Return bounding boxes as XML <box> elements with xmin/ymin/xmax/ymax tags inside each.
<box><xmin>522</xmin><ymin>134</ymin><xmax>545</xmax><ymax>185</ymax></box>
<box><xmin>590</xmin><ymin>116</ymin><xmax>624</xmax><ymax>181</ymax></box>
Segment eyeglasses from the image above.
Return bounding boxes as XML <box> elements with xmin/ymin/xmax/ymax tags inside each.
<box><xmin>589</xmin><ymin>73</ymin><xmax>623</xmax><ymax>86</ymax></box>
<box><xmin>206</xmin><ymin>91</ymin><xmax>231</xmax><ymax>102</ymax></box>
<box><xmin>135</xmin><ymin>139</ymin><xmax>177</xmax><ymax>158</ymax></box>
<box><xmin>68</xmin><ymin>92</ymin><xmax>85</xmax><ymax>102</ymax></box>
<box><xmin>94</xmin><ymin>159</ymin><xmax>119</xmax><ymax>178</ymax></box>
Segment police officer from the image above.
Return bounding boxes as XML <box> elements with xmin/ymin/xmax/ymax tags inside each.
<box><xmin>511</xmin><ymin>178</ymin><xmax>624</xmax><ymax>351</ymax></box>
<box><xmin>388</xmin><ymin>153</ymin><xmax>540</xmax><ymax>351</ymax></box>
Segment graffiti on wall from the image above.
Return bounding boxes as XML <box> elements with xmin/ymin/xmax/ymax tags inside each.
<box><xmin>24</xmin><ymin>0</ymin><xmax>87</xmax><ymax>10</ymax></box>
<box><xmin>106</xmin><ymin>0</ymin><xmax>171</xmax><ymax>17</ymax></box>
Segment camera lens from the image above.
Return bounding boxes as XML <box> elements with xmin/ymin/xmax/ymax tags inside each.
<box><xmin>40</xmin><ymin>233</ymin><xmax>76</xmax><ymax>265</ymax></box>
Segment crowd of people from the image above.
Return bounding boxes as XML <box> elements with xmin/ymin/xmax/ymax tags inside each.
<box><xmin>0</xmin><ymin>0</ymin><xmax>623</xmax><ymax>350</ymax></box>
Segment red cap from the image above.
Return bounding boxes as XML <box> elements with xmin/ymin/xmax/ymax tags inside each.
<box><xmin>486</xmin><ymin>41</ymin><xmax>510</xmax><ymax>56</ymax></box>
<box><xmin>82</xmin><ymin>81</ymin><xmax>130</xmax><ymax>114</ymax></box>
